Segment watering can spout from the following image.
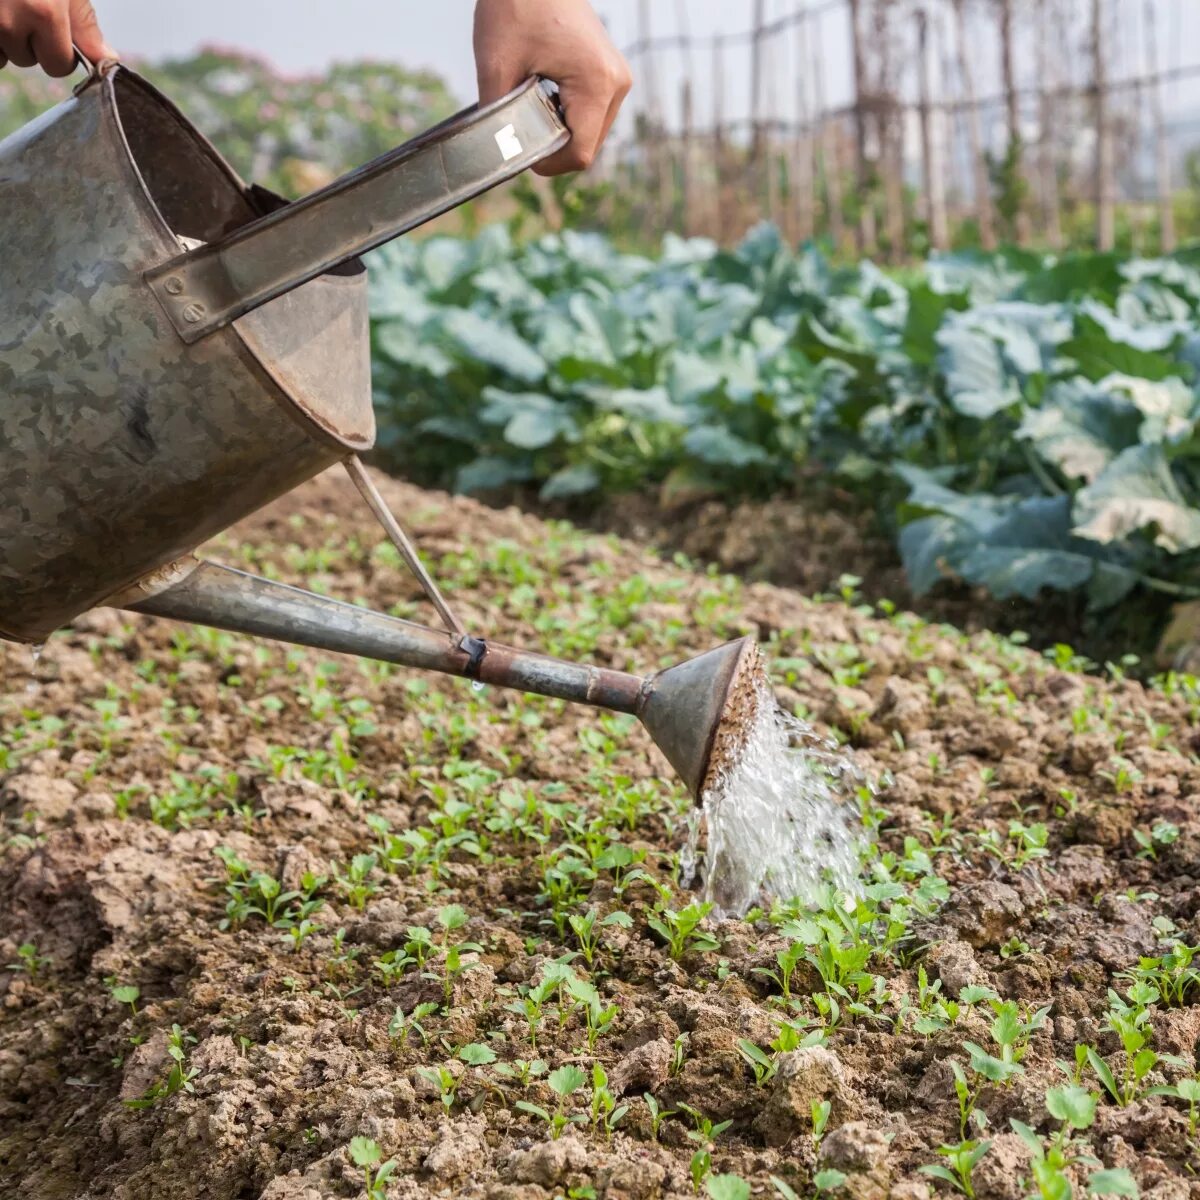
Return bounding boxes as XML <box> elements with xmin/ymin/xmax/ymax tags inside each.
<box><xmin>114</xmin><ymin>559</ymin><xmax>763</xmax><ymax>800</ymax></box>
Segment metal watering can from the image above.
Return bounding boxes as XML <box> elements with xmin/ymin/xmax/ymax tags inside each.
<box><xmin>0</xmin><ymin>54</ymin><xmax>762</xmax><ymax>798</ymax></box>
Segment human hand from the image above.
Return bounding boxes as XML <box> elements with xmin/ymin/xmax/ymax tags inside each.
<box><xmin>474</xmin><ymin>0</ymin><xmax>631</xmax><ymax>175</ymax></box>
<box><xmin>0</xmin><ymin>0</ymin><xmax>114</xmax><ymax>76</ymax></box>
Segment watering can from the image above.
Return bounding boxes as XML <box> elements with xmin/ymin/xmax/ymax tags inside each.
<box><xmin>0</xmin><ymin>54</ymin><xmax>763</xmax><ymax>798</ymax></box>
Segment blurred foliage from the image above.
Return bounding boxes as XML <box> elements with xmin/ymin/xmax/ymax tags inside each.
<box><xmin>0</xmin><ymin>48</ymin><xmax>457</xmax><ymax>197</ymax></box>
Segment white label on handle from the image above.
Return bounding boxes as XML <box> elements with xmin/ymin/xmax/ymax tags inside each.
<box><xmin>495</xmin><ymin>124</ymin><xmax>523</xmax><ymax>162</ymax></box>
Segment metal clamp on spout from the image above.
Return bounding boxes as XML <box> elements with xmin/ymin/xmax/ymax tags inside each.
<box><xmin>459</xmin><ymin>635</ymin><xmax>489</xmax><ymax>680</ymax></box>
<box><xmin>146</xmin><ymin>78</ymin><xmax>569</xmax><ymax>343</ymax></box>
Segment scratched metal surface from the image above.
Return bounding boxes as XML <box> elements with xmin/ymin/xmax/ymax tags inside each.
<box><xmin>0</xmin><ymin>67</ymin><xmax>375</xmax><ymax>643</ymax></box>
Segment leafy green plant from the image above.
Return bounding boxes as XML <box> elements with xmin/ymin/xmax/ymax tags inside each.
<box><xmin>6</xmin><ymin>942</ymin><xmax>50</xmax><ymax>978</ymax></box>
<box><xmin>646</xmin><ymin>901</ymin><xmax>720</xmax><ymax>961</ymax></box>
<box><xmin>515</xmin><ymin>1064</ymin><xmax>587</xmax><ymax>1139</ymax></box>
<box><xmin>644</xmin><ymin>1093</ymin><xmax>675</xmax><ymax>1141</ymax></box>
<box><xmin>124</xmin><ymin>1025</ymin><xmax>199</xmax><ymax>1110</ymax></box>
<box><xmin>919</xmin><ymin>1140</ymin><xmax>991</xmax><ymax>1198</ymax></box>
<box><xmin>348</xmin><ymin>1137</ymin><xmax>398</xmax><ymax>1200</ymax></box>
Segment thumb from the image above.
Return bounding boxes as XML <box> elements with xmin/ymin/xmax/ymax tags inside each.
<box><xmin>69</xmin><ymin>0</ymin><xmax>117</xmax><ymax>62</ymax></box>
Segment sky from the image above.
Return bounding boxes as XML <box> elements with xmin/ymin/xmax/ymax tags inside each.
<box><xmin>90</xmin><ymin>0</ymin><xmax>1200</xmax><ymax>145</ymax></box>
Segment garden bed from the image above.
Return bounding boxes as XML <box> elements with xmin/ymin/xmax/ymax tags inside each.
<box><xmin>1</xmin><ymin>467</ymin><xmax>1199</xmax><ymax>1200</ymax></box>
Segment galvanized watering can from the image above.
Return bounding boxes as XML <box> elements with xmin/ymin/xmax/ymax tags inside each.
<box><xmin>0</xmin><ymin>55</ymin><xmax>761</xmax><ymax>798</ymax></box>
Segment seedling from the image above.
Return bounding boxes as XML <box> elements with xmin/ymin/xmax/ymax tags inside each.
<box><xmin>6</xmin><ymin>942</ymin><xmax>50</xmax><ymax>978</ymax></box>
<box><xmin>920</xmin><ymin>1140</ymin><xmax>991</xmax><ymax>1198</ymax></box>
<box><xmin>812</xmin><ymin>1170</ymin><xmax>848</xmax><ymax>1198</ymax></box>
<box><xmin>1133</xmin><ymin>821</ymin><xmax>1179</xmax><ymax>859</ymax></box>
<box><xmin>704</xmin><ymin>1176</ymin><xmax>750</xmax><ymax>1200</ymax></box>
<box><xmin>647</xmin><ymin>902</ymin><xmax>720</xmax><ymax>961</ymax></box>
<box><xmin>124</xmin><ymin>1025</ymin><xmax>199</xmax><ymax>1109</ymax></box>
<box><xmin>677</xmin><ymin>1103</ymin><xmax>732</xmax><ymax>1149</ymax></box>
<box><xmin>643</xmin><ymin>1093</ymin><xmax>675</xmax><ymax>1141</ymax></box>
<box><xmin>110</xmin><ymin>983</ymin><xmax>140</xmax><ymax>1017</ymax></box>
<box><xmin>568</xmin><ymin>908</ymin><xmax>632</xmax><ymax>965</ymax></box>
<box><xmin>388</xmin><ymin>1002</ymin><xmax>438</xmax><ymax>1048</ymax></box>
<box><xmin>588</xmin><ymin>1063</ymin><xmax>628</xmax><ymax>1140</ymax></box>
<box><xmin>417</xmin><ymin>1064</ymin><xmax>462</xmax><ymax>1112</ymax></box>
<box><xmin>348</xmin><ymin>1137</ymin><xmax>397</xmax><ymax>1200</ymax></box>
<box><xmin>811</xmin><ymin>1099</ymin><xmax>832</xmax><ymax>1155</ymax></box>
<box><xmin>515</xmin><ymin>1064</ymin><xmax>587</xmax><ymax>1139</ymax></box>
<box><xmin>1148</xmin><ymin>1075</ymin><xmax>1200</xmax><ymax>1136</ymax></box>
<box><xmin>495</xmin><ymin>1059</ymin><xmax>547</xmax><ymax>1085</ymax></box>
<box><xmin>736</xmin><ymin>1039</ymin><xmax>777</xmax><ymax>1087</ymax></box>
<box><xmin>566</xmin><ymin>977</ymin><xmax>619</xmax><ymax>1050</ymax></box>
<box><xmin>752</xmin><ymin>939</ymin><xmax>807</xmax><ymax>1001</ymax></box>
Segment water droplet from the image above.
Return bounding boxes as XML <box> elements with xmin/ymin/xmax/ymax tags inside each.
<box><xmin>471</xmin><ymin>680</ymin><xmax>485</xmax><ymax>693</ymax></box>
<box><xmin>687</xmin><ymin>674</ymin><xmax>865</xmax><ymax>918</ymax></box>
<box><xmin>26</xmin><ymin>642</ymin><xmax>46</xmax><ymax>696</ymax></box>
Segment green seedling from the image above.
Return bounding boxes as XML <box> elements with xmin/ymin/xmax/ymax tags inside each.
<box><xmin>736</xmin><ymin>1039</ymin><xmax>777</xmax><ymax>1087</ymax></box>
<box><xmin>1123</xmin><ymin>942</ymin><xmax>1200</xmax><ymax>1007</ymax></box>
<box><xmin>813</xmin><ymin>1170</ymin><xmax>848</xmax><ymax>1198</ymax></box>
<box><xmin>1133</xmin><ymin>821</ymin><xmax>1178</xmax><ymax>859</ymax></box>
<box><xmin>124</xmin><ymin>1025</ymin><xmax>199</xmax><ymax>1110</ymax></box>
<box><xmin>566</xmin><ymin>977</ymin><xmax>619</xmax><ymax>1050</ymax></box>
<box><xmin>704</xmin><ymin>1176</ymin><xmax>750</xmax><ymax>1200</ymax></box>
<box><xmin>568</xmin><ymin>908</ymin><xmax>632</xmax><ymax>965</ymax></box>
<box><xmin>752</xmin><ymin>939</ymin><xmax>807</xmax><ymax>1001</ymax></box>
<box><xmin>388</xmin><ymin>998</ymin><xmax>436</xmax><ymax>1046</ymax></box>
<box><xmin>495</xmin><ymin>1059</ymin><xmax>547</xmax><ymax>1085</ymax></box>
<box><xmin>348</xmin><ymin>1137</ymin><xmax>397</xmax><ymax>1200</ymax></box>
<box><xmin>678</xmin><ymin>1103</ymin><xmax>732</xmax><ymax>1149</ymax></box>
<box><xmin>811</xmin><ymin>1098</ymin><xmax>832</xmax><ymax>1154</ymax></box>
<box><xmin>643</xmin><ymin>1093</ymin><xmax>675</xmax><ymax>1141</ymax></box>
<box><xmin>647</xmin><ymin>902</ymin><xmax>720</xmax><ymax>961</ymax></box>
<box><xmin>6</xmin><ymin>942</ymin><xmax>50</xmax><ymax>978</ymax></box>
<box><xmin>417</xmin><ymin>1064</ymin><xmax>462</xmax><ymax>1112</ymax></box>
<box><xmin>515</xmin><ymin>1064</ymin><xmax>587</xmax><ymax>1139</ymax></box>
<box><xmin>334</xmin><ymin>853</ymin><xmax>379</xmax><ymax>911</ymax></box>
<box><xmin>919</xmin><ymin>1140</ymin><xmax>991</xmax><ymax>1198</ymax></box>
<box><xmin>1148</xmin><ymin>1075</ymin><xmax>1200</xmax><ymax>1136</ymax></box>
<box><xmin>588</xmin><ymin>1063</ymin><xmax>628</xmax><ymax>1140</ymax></box>
<box><xmin>110</xmin><ymin>983</ymin><xmax>140</xmax><ymax>1017</ymax></box>
<box><xmin>1010</xmin><ymin>1119</ymin><xmax>1137</xmax><ymax>1198</ymax></box>
<box><xmin>690</xmin><ymin>1150</ymin><xmax>712</xmax><ymax>1193</ymax></box>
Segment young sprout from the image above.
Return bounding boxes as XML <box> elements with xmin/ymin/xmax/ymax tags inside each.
<box><xmin>110</xmin><ymin>983</ymin><xmax>140</xmax><ymax>1017</ymax></box>
<box><xmin>6</xmin><ymin>942</ymin><xmax>50</xmax><ymax>978</ymax></box>
<box><xmin>646</xmin><ymin>902</ymin><xmax>720</xmax><ymax>961</ymax></box>
<box><xmin>388</xmin><ymin>1002</ymin><xmax>438</xmax><ymax>1048</ymax></box>
<box><xmin>348</xmin><ymin>1137</ymin><xmax>397</xmax><ymax>1200</ymax></box>
<box><xmin>704</xmin><ymin>1175</ymin><xmax>750</xmax><ymax>1200</ymax></box>
<box><xmin>515</xmin><ymin>1064</ymin><xmax>587</xmax><ymax>1139</ymax></box>
<box><xmin>589</xmin><ymin>1063</ymin><xmax>628</xmax><ymax>1140</ymax></box>
<box><xmin>919</xmin><ymin>1140</ymin><xmax>991</xmax><ymax>1198</ymax></box>
<box><xmin>643</xmin><ymin>1093</ymin><xmax>675</xmax><ymax>1141</ymax></box>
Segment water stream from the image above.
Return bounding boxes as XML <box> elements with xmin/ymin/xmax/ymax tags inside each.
<box><xmin>680</xmin><ymin>674</ymin><xmax>866</xmax><ymax>918</ymax></box>
<box><xmin>25</xmin><ymin>641</ymin><xmax>46</xmax><ymax>697</ymax></box>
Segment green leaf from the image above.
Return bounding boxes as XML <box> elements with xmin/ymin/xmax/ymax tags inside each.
<box><xmin>1061</xmin><ymin>313</ymin><xmax>1180</xmax><ymax>383</ymax></box>
<box><xmin>937</xmin><ymin>324</ymin><xmax>1020</xmax><ymax>418</ymax></box>
<box><xmin>438</xmin><ymin>308</ymin><xmax>546</xmax><ymax>382</ymax></box>
<box><xmin>1046</xmin><ymin>1084</ymin><xmax>1097</xmax><ymax>1130</ymax></box>
<box><xmin>348</xmin><ymin>1137</ymin><xmax>382</xmax><ymax>1167</ymax></box>
<box><xmin>458</xmin><ymin>1043</ymin><xmax>497</xmax><ymax>1066</ymax></box>
<box><xmin>683</xmin><ymin>424</ymin><xmax>771</xmax><ymax>467</ymax></box>
<box><xmin>1084</xmin><ymin>1047</ymin><xmax>1121</xmax><ymax>1104</ymax></box>
<box><xmin>1074</xmin><ymin>445</ymin><xmax>1200</xmax><ymax>553</ymax></box>
<box><xmin>1087</xmin><ymin>1167</ymin><xmax>1139</xmax><ymax>1197</ymax></box>
<box><xmin>539</xmin><ymin>464</ymin><xmax>600</xmax><ymax>501</ymax></box>
<box><xmin>705</xmin><ymin>1174</ymin><xmax>751</xmax><ymax>1200</ymax></box>
<box><xmin>548</xmin><ymin>1065</ymin><xmax>587</xmax><ymax>1097</ymax></box>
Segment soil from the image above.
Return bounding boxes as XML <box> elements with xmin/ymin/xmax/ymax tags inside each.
<box><xmin>2</xmin><ymin>466</ymin><xmax>1199</xmax><ymax>1200</ymax></box>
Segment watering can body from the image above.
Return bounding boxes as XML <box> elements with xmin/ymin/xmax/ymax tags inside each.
<box><xmin>0</xmin><ymin>61</ymin><xmax>566</xmax><ymax>644</ymax></box>
<box><xmin>0</xmin><ymin>60</ymin><xmax>762</xmax><ymax>801</ymax></box>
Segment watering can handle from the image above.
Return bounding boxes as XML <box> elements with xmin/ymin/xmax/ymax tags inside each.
<box><xmin>145</xmin><ymin>78</ymin><xmax>570</xmax><ymax>344</ymax></box>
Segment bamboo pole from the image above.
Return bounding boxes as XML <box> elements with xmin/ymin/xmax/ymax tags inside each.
<box><xmin>996</xmin><ymin>0</ymin><xmax>1030</xmax><ymax>244</ymax></box>
<box><xmin>1036</xmin><ymin>0</ymin><xmax>1064</xmax><ymax>249</ymax></box>
<box><xmin>794</xmin><ymin>3</ymin><xmax>816</xmax><ymax>243</ymax></box>
<box><xmin>680</xmin><ymin>79</ymin><xmax>695</xmax><ymax>237</ymax></box>
<box><xmin>847</xmin><ymin>0</ymin><xmax>877</xmax><ymax>253</ymax></box>
<box><xmin>812</xmin><ymin>14</ymin><xmax>846</xmax><ymax>251</ymax></box>
<box><xmin>917</xmin><ymin>7</ymin><xmax>949</xmax><ymax>250</ymax></box>
<box><xmin>1144</xmin><ymin>0</ymin><xmax>1175</xmax><ymax>252</ymax></box>
<box><xmin>951</xmin><ymin>0</ymin><xmax>996</xmax><ymax>249</ymax></box>
<box><xmin>875</xmin><ymin>0</ymin><xmax>905</xmax><ymax>261</ymax></box>
<box><xmin>713</xmin><ymin>38</ymin><xmax>729</xmax><ymax>241</ymax></box>
<box><xmin>1094</xmin><ymin>0</ymin><xmax>1115</xmax><ymax>250</ymax></box>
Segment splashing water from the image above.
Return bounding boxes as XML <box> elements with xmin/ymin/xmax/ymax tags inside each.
<box><xmin>680</xmin><ymin>674</ymin><xmax>866</xmax><ymax>918</ymax></box>
<box><xmin>25</xmin><ymin>642</ymin><xmax>46</xmax><ymax>697</ymax></box>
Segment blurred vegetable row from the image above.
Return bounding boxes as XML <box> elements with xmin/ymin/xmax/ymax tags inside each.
<box><xmin>369</xmin><ymin>224</ymin><xmax>1200</xmax><ymax>615</ymax></box>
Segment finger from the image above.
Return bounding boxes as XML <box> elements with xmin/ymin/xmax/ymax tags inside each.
<box><xmin>69</xmin><ymin>0</ymin><xmax>116</xmax><ymax>61</ymax></box>
<box><xmin>0</xmin><ymin>34</ymin><xmax>38</xmax><ymax>69</ymax></box>
<box><xmin>0</xmin><ymin>49</ymin><xmax>7</xmax><ymax>70</ymax></box>
<box><xmin>476</xmin><ymin>55</ymin><xmax>525</xmax><ymax>106</ymax></box>
<box><xmin>534</xmin><ymin>82</ymin><xmax>609</xmax><ymax>176</ymax></box>
<box><xmin>596</xmin><ymin>62</ymin><xmax>633</xmax><ymax>152</ymax></box>
<box><xmin>31</xmin><ymin>11</ymin><xmax>75</xmax><ymax>77</ymax></box>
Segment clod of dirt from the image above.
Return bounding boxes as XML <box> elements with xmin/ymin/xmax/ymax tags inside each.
<box><xmin>1</xmin><ymin>772</ymin><xmax>79</xmax><ymax>821</ymax></box>
<box><xmin>970</xmin><ymin>1131</ymin><xmax>1032</xmax><ymax>1200</ymax></box>
<box><xmin>610</xmin><ymin>1037</ymin><xmax>674</xmax><ymax>1096</ymax></box>
<box><xmin>923</xmin><ymin>939</ymin><xmax>984</xmax><ymax>995</ymax></box>
<box><xmin>752</xmin><ymin>1046</ymin><xmax>857</xmax><ymax>1148</ymax></box>
<box><xmin>940</xmin><ymin>881</ymin><xmax>1026</xmax><ymax>949</ymax></box>
<box><xmin>819</xmin><ymin>1121</ymin><xmax>893</xmax><ymax>1199</ymax></box>
<box><xmin>423</xmin><ymin>1115</ymin><xmax>489</xmax><ymax>1181</ymax></box>
<box><xmin>499</xmin><ymin>1132</ymin><xmax>589</xmax><ymax>1187</ymax></box>
<box><xmin>871</xmin><ymin>676</ymin><xmax>929</xmax><ymax>738</ymax></box>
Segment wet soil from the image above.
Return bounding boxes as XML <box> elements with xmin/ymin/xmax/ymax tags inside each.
<box><xmin>2</xmin><ymin>467</ymin><xmax>1199</xmax><ymax>1200</ymax></box>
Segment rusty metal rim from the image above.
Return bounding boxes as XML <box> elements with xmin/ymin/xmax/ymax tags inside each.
<box><xmin>94</xmin><ymin>68</ymin><xmax>374</xmax><ymax>455</ymax></box>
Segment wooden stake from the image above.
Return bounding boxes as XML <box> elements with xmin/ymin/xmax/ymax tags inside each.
<box><xmin>1094</xmin><ymin>0</ymin><xmax>1115</xmax><ymax>250</ymax></box>
<box><xmin>1036</xmin><ymin>0</ymin><xmax>1064</xmax><ymax>249</ymax></box>
<box><xmin>952</xmin><ymin>0</ymin><xmax>996</xmax><ymax>250</ymax></box>
<box><xmin>917</xmin><ymin>8</ymin><xmax>949</xmax><ymax>250</ymax></box>
<box><xmin>1144</xmin><ymin>0</ymin><xmax>1175</xmax><ymax>251</ymax></box>
<box><xmin>848</xmin><ymin>0</ymin><xmax>877</xmax><ymax>253</ymax></box>
<box><xmin>812</xmin><ymin>15</ymin><xmax>846</xmax><ymax>251</ymax></box>
<box><xmin>794</xmin><ymin>3</ymin><xmax>816</xmax><ymax>243</ymax></box>
<box><xmin>996</xmin><ymin>0</ymin><xmax>1030</xmax><ymax>243</ymax></box>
